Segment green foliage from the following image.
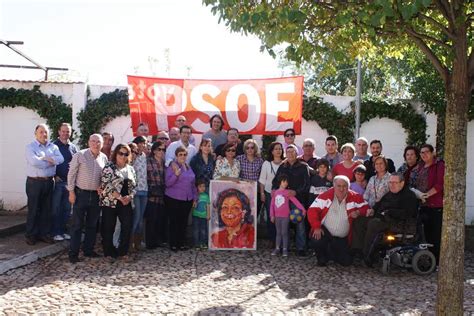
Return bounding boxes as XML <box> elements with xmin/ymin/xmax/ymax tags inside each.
<box><xmin>0</xmin><ymin>85</ymin><xmax>72</xmax><ymax>139</ymax></box>
<box><xmin>77</xmin><ymin>89</ymin><xmax>129</xmax><ymax>148</ymax></box>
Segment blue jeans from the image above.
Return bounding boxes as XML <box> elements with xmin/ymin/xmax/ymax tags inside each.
<box><xmin>69</xmin><ymin>189</ymin><xmax>101</xmax><ymax>257</ymax></box>
<box><xmin>265</xmin><ymin>191</ymin><xmax>276</xmax><ymax>242</ymax></box>
<box><xmin>295</xmin><ymin>220</ymin><xmax>306</xmax><ymax>251</ymax></box>
<box><xmin>51</xmin><ymin>181</ymin><xmax>71</xmax><ymax>236</ymax></box>
<box><xmin>192</xmin><ymin>216</ymin><xmax>208</xmax><ymax>246</ymax></box>
<box><xmin>132</xmin><ymin>191</ymin><xmax>148</xmax><ymax>234</ymax></box>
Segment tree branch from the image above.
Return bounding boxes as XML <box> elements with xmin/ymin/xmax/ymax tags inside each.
<box><xmin>406</xmin><ymin>27</ymin><xmax>452</xmax><ymax>50</ymax></box>
<box><xmin>419</xmin><ymin>13</ymin><xmax>456</xmax><ymax>40</ymax></box>
<box><xmin>405</xmin><ymin>27</ymin><xmax>449</xmax><ymax>83</ymax></box>
<box><xmin>434</xmin><ymin>0</ymin><xmax>456</xmax><ymax>31</ymax></box>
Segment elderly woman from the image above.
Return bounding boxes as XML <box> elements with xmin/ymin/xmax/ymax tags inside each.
<box><xmin>397</xmin><ymin>145</ymin><xmax>422</xmax><ymax>186</ymax></box>
<box><xmin>165</xmin><ymin>146</ymin><xmax>197</xmax><ymax>251</ymax></box>
<box><xmin>100</xmin><ymin>143</ymin><xmax>137</xmax><ymax>261</ymax></box>
<box><xmin>258</xmin><ymin>141</ymin><xmax>284</xmax><ymax>242</ymax></box>
<box><xmin>237</xmin><ymin>139</ymin><xmax>264</xmax><ymax>181</ymax></box>
<box><xmin>332</xmin><ymin>143</ymin><xmax>361</xmax><ymax>181</ymax></box>
<box><xmin>190</xmin><ymin>138</ymin><xmax>215</xmax><ymax>191</ymax></box>
<box><xmin>202</xmin><ymin>114</ymin><xmax>228</xmax><ymax>151</ymax></box>
<box><xmin>363</xmin><ymin>155</ymin><xmax>391</xmax><ymax>208</ymax></box>
<box><xmin>213</xmin><ymin>143</ymin><xmax>241</xmax><ymax>179</ymax></box>
<box><xmin>144</xmin><ymin>141</ymin><xmax>166</xmax><ymax>249</ymax></box>
<box><xmin>211</xmin><ymin>188</ymin><xmax>255</xmax><ymax>249</ymax></box>
<box><xmin>413</xmin><ymin>144</ymin><xmax>445</xmax><ymax>263</ymax></box>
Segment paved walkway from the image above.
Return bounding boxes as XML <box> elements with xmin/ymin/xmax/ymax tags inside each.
<box><xmin>1</xmin><ymin>243</ymin><xmax>473</xmax><ymax>314</ymax></box>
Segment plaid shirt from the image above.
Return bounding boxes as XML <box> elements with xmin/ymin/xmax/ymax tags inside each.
<box><xmin>236</xmin><ymin>155</ymin><xmax>264</xmax><ymax>181</ymax></box>
<box><xmin>146</xmin><ymin>156</ymin><xmax>165</xmax><ymax>204</ymax></box>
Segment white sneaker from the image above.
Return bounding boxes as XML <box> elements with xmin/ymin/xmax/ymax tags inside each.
<box><xmin>53</xmin><ymin>235</ymin><xmax>65</xmax><ymax>241</ymax></box>
<box><xmin>62</xmin><ymin>233</ymin><xmax>71</xmax><ymax>240</ymax></box>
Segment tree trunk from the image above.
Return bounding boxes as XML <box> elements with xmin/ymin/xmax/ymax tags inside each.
<box><xmin>436</xmin><ymin>30</ymin><xmax>471</xmax><ymax>315</ymax></box>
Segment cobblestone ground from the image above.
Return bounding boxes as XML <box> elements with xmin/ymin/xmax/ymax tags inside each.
<box><xmin>1</xmin><ymin>242</ymin><xmax>473</xmax><ymax>315</ymax></box>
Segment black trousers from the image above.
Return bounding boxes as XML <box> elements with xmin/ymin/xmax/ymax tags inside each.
<box><xmin>351</xmin><ymin>216</ymin><xmax>371</xmax><ymax>251</ymax></box>
<box><xmin>102</xmin><ymin>205</ymin><xmax>133</xmax><ymax>257</ymax></box>
<box><xmin>420</xmin><ymin>206</ymin><xmax>443</xmax><ymax>263</ymax></box>
<box><xmin>25</xmin><ymin>177</ymin><xmax>54</xmax><ymax>238</ymax></box>
<box><xmin>308</xmin><ymin>225</ymin><xmax>353</xmax><ymax>266</ymax></box>
<box><xmin>69</xmin><ymin>189</ymin><xmax>101</xmax><ymax>257</ymax></box>
<box><xmin>145</xmin><ymin>201</ymin><xmax>168</xmax><ymax>248</ymax></box>
<box><xmin>165</xmin><ymin>195</ymin><xmax>192</xmax><ymax>249</ymax></box>
<box><xmin>363</xmin><ymin>218</ymin><xmax>390</xmax><ymax>258</ymax></box>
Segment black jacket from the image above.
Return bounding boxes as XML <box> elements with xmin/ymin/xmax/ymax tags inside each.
<box><xmin>272</xmin><ymin>160</ymin><xmax>310</xmax><ymax>206</ymax></box>
<box><xmin>373</xmin><ymin>185</ymin><xmax>418</xmax><ymax>221</ymax></box>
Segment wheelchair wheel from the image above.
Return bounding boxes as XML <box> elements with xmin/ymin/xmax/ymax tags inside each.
<box><xmin>412</xmin><ymin>250</ymin><xmax>436</xmax><ymax>275</ymax></box>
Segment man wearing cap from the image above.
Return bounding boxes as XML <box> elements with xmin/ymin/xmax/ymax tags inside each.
<box><xmin>25</xmin><ymin>124</ymin><xmax>64</xmax><ymax>245</ymax></box>
<box><xmin>307</xmin><ymin>175</ymin><xmax>369</xmax><ymax>266</ymax></box>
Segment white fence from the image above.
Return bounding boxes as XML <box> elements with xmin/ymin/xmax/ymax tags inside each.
<box><xmin>0</xmin><ymin>80</ymin><xmax>473</xmax><ymax>224</ymax></box>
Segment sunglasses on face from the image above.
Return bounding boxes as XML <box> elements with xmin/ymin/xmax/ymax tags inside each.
<box><xmin>156</xmin><ymin>147</ymin><xmax>166</xmax><ymax>152</ymax></box>
<box><xmin>246</xmin><ymin>146</ymin><xmax>255</xmax><ymax>150</ymax></box>
<box><xmin>117</xmin><ymin>151</ymin><xmax>129</xmax><ymax>157</ymax></box>
<box><xmin>158</xmin><ymin>137</ymin><xmax>169</xmax><ymax>140</ymax></box>
<box><xmin>226</xmin><ymin>149</ymin><xmax>236</xmax><ymax>153</ymax></box>
<box><xmin>285</xmin><ymin>133</ymin><xmax>295</xmax><ymax>137</ymax></box>
<box><xmin>178</xmin><ymin>153</ymin><xmax>188</xmax><ymax>157</ymax></box>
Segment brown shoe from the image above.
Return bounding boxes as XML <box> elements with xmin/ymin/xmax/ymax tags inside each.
<box><xmin>38</xmin><ymin>236</ymin><xmax>54</xmax><ymax>244</ymax></box>
<box><xmin>26</xmin><ymin>236</ymin><xmax>37</xmax><ymax>245</ymax></box>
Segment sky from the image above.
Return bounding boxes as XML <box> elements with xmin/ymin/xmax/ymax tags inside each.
<box><xmin>0</xmin><ymin>0</ymin><xmax>283</xmax><ymax>85</ymax></box>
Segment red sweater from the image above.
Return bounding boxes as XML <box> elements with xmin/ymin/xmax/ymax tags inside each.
<box><xmin>307</xmin><ymin>188</ymin><xmax>369</xmax><ymax>243</ymax></box>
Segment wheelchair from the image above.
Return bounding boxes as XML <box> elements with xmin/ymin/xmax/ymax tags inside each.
<box><xmin>366</xmin><ymin>212</ymin><xmax>437</xmax><ymax>276</ymax></box>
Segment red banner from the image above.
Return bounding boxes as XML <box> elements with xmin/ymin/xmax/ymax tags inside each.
<box><xmin>127</xmin><ymin>76</ymin><xmax>303</xmax><ymax>135</ymax></box>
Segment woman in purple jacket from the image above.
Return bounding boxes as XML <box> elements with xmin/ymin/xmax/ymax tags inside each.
<box><xmin>165</xmin><ymin>146</ymin><xmax>197</xmax><ymax>251</ymax></box>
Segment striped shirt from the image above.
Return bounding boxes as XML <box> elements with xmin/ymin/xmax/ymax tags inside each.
<box><xmin>322</xmin><ymin>196</ymin><xmax>350</xmax><ymax>238</ymax></box>
<box><xmin>67</xmin><ymin>149</ymin><xmax>108</xmax><ymax>191</ymax></box>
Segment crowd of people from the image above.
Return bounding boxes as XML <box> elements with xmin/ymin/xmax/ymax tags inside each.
<box><xmin>24</xmin><ymin>115</ymin><xmax>445</xmax><ymax>267</ymax></box>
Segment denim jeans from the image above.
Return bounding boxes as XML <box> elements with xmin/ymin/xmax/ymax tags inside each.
<box><xmin>25</xmin><ymin>177</ymin><xmax>53</xmax><ymax>238</ymax></box>
<box><xmin>51</xmin><ymin>181</ymin><xmax>71</xmax><ymax>236</ymax></box>
<box><xmin>69</xmin><ymin>189</ymin><xmax>101</xmax><ymax>257</ymax></box>
<box><xmin>295</xmin><ymin>220</ymin><xmax>306</xmax><ymax>251</ymax></box>
<box><xmin>132</xmin><ymin>191</ymin><xmax>148</xmax><ymax>234</ymax></box>
<box><xmin>192</xmin><ymin>216</ymin><xmax>208</xmax><ymax>246</ymax></box>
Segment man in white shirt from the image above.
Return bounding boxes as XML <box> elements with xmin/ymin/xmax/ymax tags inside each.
<box><xmin>165</xmin><ymin>125</ymin><xmax>197</xmax><ymax>167</ymax></box>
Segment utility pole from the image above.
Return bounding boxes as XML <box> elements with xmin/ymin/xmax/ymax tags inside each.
<box><xmin>355</xmin><ymin>58</ymin><xmax>362</xmax><ymax>140</ymax></box>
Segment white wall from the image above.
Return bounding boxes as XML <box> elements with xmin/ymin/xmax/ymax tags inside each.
<box><xmin>0</xmin><ymin>107</ymin><xmax>45</xmax><ymax>209</ymax></box>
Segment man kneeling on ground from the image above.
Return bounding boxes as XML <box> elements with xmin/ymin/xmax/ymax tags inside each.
<box><xmin>353</xmin><ymin>172</ymin><xmax>418</xmax><ymax>266</ymax></box>
<box><xmin>307</xmin><ymin>175</ymin><xmax>369</xmax><ymax>266</ymax></box>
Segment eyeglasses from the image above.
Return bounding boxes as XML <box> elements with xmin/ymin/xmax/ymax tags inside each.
<box><xmin>178</xmin><ymin>153</ymin><xmax>188</xmax><ymax>157</ymax></box>
<box><xmin>226</xmin><ymin>149</ymin><xmax>236</xmax><ymax>153</ymax></box>
<box><xmin>246</xmin><ymin>146</ymin><xmax>255</xmax><ymax>150</ymax></box>
<box><xmin>285</xmin><ymin>133</ymin><xmax>295</xmax><ymax>137</ymax></box>
<box><xmin>117</xmin><ymin>151</ymin><xmax>129</xmax><ymax>157</ymax></box>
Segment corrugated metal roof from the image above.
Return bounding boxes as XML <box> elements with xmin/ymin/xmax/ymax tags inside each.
<box><xmin>0</xmin><ymin>79</ymin><xmax>85</xmax><ymax>84</ymax></box>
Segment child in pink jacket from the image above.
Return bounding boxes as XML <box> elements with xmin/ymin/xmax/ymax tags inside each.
<box><xmin>270</xmin><ymin>174</ymin><xmax>306</xmax><ymax>257</ymax></box>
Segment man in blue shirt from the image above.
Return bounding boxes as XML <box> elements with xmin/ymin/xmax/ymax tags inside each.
<box><xmin>25</xmin><ymin>124</ymin><xmax>64</xmax><ymax>245</ymax></box>
<box><xmin>51</xmin><ymin>123</ymin><xmax>78</xmax><ymax>241</ymax></box>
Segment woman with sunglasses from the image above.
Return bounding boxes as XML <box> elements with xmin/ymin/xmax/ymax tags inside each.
<box><xmin>164</xmin><ymin>146</ymin><xmax>197</xmax><ymax>251</ymax></box>
<box><xmin>213</xmin><ymin>143</ymin><xmax>241</xmax><ymax>180</ymax></box>
<box><xmin>282</xmin><ymin>128</ymin><xmax>303</xmax><ymax>156</ymax></box>
<box><xmin>144</xmin><ymin>141</ymin><xmax>167</xmax><ymax>249</ymax></box>
<box><xmin>100</xmin><ymin>143</ymin><xmax>137</xmax><ymax>261</ymax></box>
